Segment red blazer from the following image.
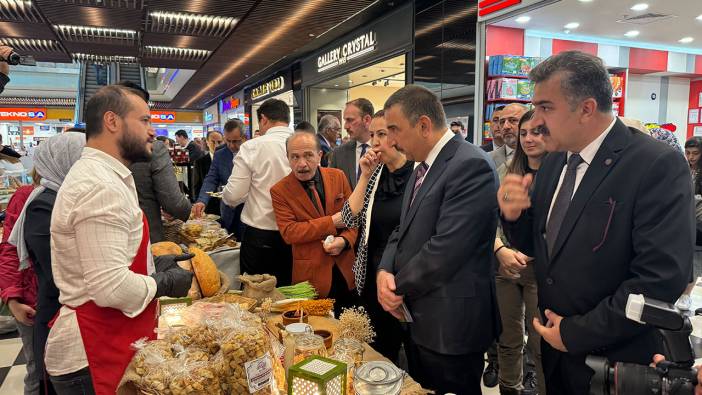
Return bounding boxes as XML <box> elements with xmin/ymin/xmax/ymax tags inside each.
<box><xmin>270</xmin><ymin>167</ymin><xmax>357</xmax><ymax>297</ymax></box>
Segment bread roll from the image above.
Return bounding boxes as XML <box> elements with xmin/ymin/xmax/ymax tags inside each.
<box><xmin>151</xmin><ymin>241</ymin><xmax>182</xmax><ymax>257</ymax></box>
<box><xmin>190</xmin><ymin>247</ymin><xmax>221</xmax><ymax>297</ymax></box>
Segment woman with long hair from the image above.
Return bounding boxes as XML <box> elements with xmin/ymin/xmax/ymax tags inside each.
<box><xmin>493</xmin><ymin>110</ymin><xmax>547</xmax><ymax>395</ymax></box>
<box><xmin>338</xmin><ymin>110</ymin><xmax>414</xmax><ymax>362</ymax></box>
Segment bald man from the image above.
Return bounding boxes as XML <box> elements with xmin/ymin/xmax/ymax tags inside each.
<box><xmin>270</xmin><ymin>132</ymin><xmax>358</xmax><ymax>314</ymax></box>
<box><xmin>490</xmin><ymin>104</ymin><xmax>528</xmax><ymax>169</ymax></box>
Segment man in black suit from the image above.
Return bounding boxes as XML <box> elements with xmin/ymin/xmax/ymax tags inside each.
<box><xmin>330</xmin><ymin>98</ymin><xmax>373</xmax><ymax>189</ymax></box>
<box><xmin>377</xmin><ymin>85</ymin><xmax>501</xmax><ymax>394</ymax></box>
<box><xmin>193</xmin><ymin>130</ymin><xmax>224</xmax><ymax>214</ymax></box>
<box><xmin>175</xmin><ymin>129</ymin><xmax>204</xmax><ymax>163</ymax></box>
<box><xmin>498</xmin><ymin>50</ymin><xmax>693</xmax><ymax>394</ymax></box>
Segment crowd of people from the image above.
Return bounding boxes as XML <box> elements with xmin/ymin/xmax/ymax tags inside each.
<box><xmin>0</xmin><ymin>49</ymin><xmax>701</xmax><ymax>395</ymax></box>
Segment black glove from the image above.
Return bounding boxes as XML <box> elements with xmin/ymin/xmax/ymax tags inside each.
<box><xmin>151</xmin><ymin>266</ymin><xmax>193</xmax><ymax>298</ymax></box>
<box><xmin>153</xmin><ymin>253</ymin><xmax>195</xmax><ymax>273</ymax></box>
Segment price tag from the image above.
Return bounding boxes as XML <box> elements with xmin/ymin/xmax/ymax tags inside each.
<box><xmin>245</xmin><ymin>352</ymin><xmax>273</xmax><ymax>392</ymax></box>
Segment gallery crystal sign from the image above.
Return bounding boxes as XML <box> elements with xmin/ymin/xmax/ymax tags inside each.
<box><xmin>317</xmin><ymin>31</ymin><xmax>377</xmax><ymax>73</ymax></box>
<box><xmin>251</xmin><ymin>76</ymin><xmax>285</xmax><ymax>100</ymax></box>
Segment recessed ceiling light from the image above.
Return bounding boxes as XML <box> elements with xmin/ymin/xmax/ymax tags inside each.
<box><xmin>696</xmin><ymin>14</ymin><xmax>702</xmax><ymax>20</ymax></box>
<box><xmin>334</xmin><ymin>84</ymin><xmax>339</xmax><ymax>87</ymax></box>
<box><xmin>624</xmin><ymin>30</ymin><xmax>640</xmax><ymax>37</ymax></box>
<box><xmin>578</xmin><ymin>0</ymin><xmax>594</xmax><ymax>2</ymax></box>
<box><xmin>679</xmin><ymin>36</ymin><xmax>694</xmax><ymax>43</ymax></box>
<box><xmin>308</xmin><ymin>33</ymin><xmax>315</xmax><ymax>37</ymax></box>
<box><xmin>515</xmin><ymin>16</ymin><xmax>531</xmax><ymax>24</ymax></box>
<box><xmin>564</xmin><ymin>22</ymin><xmax>580</xmax><ymax>29</ymax></box>
<box><xmin>630</xmin><ymin>3</ymin><xmax>649</xmax><ymax>11</ymax></box>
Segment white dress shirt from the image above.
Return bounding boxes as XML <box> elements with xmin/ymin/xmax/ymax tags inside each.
<box><xmin>425</xmin><ymin>129</ymin><xmax>455</xmax><ymax>174</ymax></box>
<box><xmin>547</xmin><ymin>117</ymin><xmax>616</xmax><ymax>223</ymax></box>
<box><xmin>222</xmin><ymin>126</ymin><xmax>293</xmax><ymax>230</ymax></box>
<box><xmin>47</xmin><ymin>147</ymin><xmax>157</xmax><ymax>376</ymax></box>
<box><xmin>355</xmin><ymin>139</ymin><xmax>371</xmax><ymax>179</ymax></box>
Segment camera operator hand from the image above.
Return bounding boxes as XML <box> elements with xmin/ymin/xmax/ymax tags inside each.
<box><xmin>652</xmin><ymin>354</ymin><xmax>702</xmax><ymax>394</ymax></box>
<box><xmin>0</xmin><ymin>46</ymin><xmax>12</xmax><ymax>76</ymax></box>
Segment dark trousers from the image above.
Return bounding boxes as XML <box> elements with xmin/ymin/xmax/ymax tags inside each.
<box><xmin>486</xmin><ymin>341</ymin><xmax>498</xmax><ymax>364</ymax></box>
<box><xmin>361</xmin><ymin>275</ymin><xmax>407</xmax><ymax>363</ymax></box>
<box><xmin>50</xmin><ymin>368</ymin><xmax>95</xmax><ymax>395</ymax></box>
<box><xmin>406</xmin><ymin>337</ymin><xmax>484</xmax><ymax>395</ymax></box>
<box><xmin>327</xmin><ymin>264</ymin><xmax>358</xmax><ymax>317</ymax></box>
<box><xmin>240</xmin><ymin>226</ymin><xmax>293</xmax><ymax>286</ymax></box>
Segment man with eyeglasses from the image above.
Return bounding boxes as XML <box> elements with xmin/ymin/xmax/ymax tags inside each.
<box><xmin>317</xmin><ymin>114</ymin><xmax>341</xmax><ymax>167</ymax></box>
<box><xmin>490</xmin><ymin>103</ymin><xmax>528</xmax><ymax>169</ymax></box>
<box><xmin>192</xmin><ymin>119</ymin><xmax>246</xmax><ymax>238</ymax></box>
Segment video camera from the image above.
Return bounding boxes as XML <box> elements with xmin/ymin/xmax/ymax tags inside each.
<box><xmin>587</xmin><ymin>294</ymin><xmax>698</xmax><ymax>395</ymax></box>
<box><xmin>0</xmin><ymin>48</ymin><xmax>35</xmax><ymax>66</ymax></box>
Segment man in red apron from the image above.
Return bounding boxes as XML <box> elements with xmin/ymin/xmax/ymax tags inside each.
<box><xmin>46</xmin><ymin>84</ymin><xmax>194</xmax><ymax>395</ymax></box>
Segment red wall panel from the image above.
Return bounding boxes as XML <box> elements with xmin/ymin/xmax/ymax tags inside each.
<box><xmin>696</xmin><ymin>55</ymin><xmax>702</xmax><ymax>75</ymax></box>
<box><xmin>688</xmin><ymin>80</ymin><xmax>702</xmax><ymax>139</ymax></box>
<box><xmin>551</xmin><ymin>39</ymin><xmax>598</xmax><ymax>56</ymax></box>
<box><xmin>629</xmin><ymin>48</ymin><xmax>668</xmax><ymax>73</ymax></box>
<box><xmin>486</xmin><ymin>25</ymin><xmax>524</xmax><ymax>56</ymax></box>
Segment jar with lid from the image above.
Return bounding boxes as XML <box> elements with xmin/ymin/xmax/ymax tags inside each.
<box><xmin>331</xmin><ymin>338</ymin><xmax>366</xmax><ymax>394</ymax></box>
<box><xmin>353</xmin><ymin>361</ymin><xmax>404</xmax><ymax>395</ymax></box>
<box><xmin>293</xmin><ymin>333</ymin><xmax>327</xmax><ymax>365</ymax></box>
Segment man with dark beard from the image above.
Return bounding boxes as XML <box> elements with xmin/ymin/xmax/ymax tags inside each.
<box><xmin>46</xmin><ymin>84</ymin><xmax>193</xmax><ymax>395</ymax></box>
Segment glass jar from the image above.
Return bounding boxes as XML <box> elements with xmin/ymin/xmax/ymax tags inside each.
<box><xmin>293</xmin><ymin>333</ymin><xmax>327</xmax><ymax>365</ymax></box>
<box><xmin>353</xmin><ymin>361</ymin><xmax>404</xmax><ymax>395</ymax></box>
<box><xmin>331</xmin><ymin>338</ymin><xmax>366</xmax><ymax>394</ymax></box>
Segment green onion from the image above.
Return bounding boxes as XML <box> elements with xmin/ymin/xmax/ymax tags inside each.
<box><xmin>277</xmin><ymin>281</ymin><xmax>318</xmax><ymax>299</ymax></box>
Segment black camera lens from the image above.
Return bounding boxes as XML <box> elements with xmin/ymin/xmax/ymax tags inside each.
<box><xmin>7</xmin><ymin>52</ymin><xmax>20</xmax><ymax>65</ymax></box>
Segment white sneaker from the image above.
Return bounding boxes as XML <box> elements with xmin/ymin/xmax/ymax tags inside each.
<box><xmin>676</xmin><ymin>294</ymin><xmax>692</xmax><ymax>311</ymax></box>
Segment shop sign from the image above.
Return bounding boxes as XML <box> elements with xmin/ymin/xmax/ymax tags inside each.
<box><xmin>0</xmin><ymin>107</ymin><xmax>47</xmax><ymax>121</ymax></box>
<box><xmin>301</xmin><ymin>3</ymin><xmax>413</xmax><ymax>86</ymax></box>
<box><xmin>204</xmin><ymin>103</ymin><xmax>219</xmax><ymax>125</ymax></box>
<box><xmin>151</xmin><ymin>111</ymin><xmax>176</xmax><ymax>123</ymax></box>
<box><xmin>478</xmin><ymin>0</ymin><xmax>522</xmax><ymax>17</ymax></box>
<box><xmin>251</xmin><ymin>76</ymin><xmax>286</xmax><ymax>101</ymax></box>
<box><xmin>221</xmin><ymin>96</ymin><xmax>242</xmax><ymax>113</ymax></box>
<box><xmin>317</xmin><ymin>31</ymin><xmax>378</xmax><ymax>73</ymax></box>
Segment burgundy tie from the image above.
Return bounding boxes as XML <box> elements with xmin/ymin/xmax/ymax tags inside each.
<box><xmin>410</xmin><ymin>162</ymin><xmax>429</xmax><ymax>207</ymax></box>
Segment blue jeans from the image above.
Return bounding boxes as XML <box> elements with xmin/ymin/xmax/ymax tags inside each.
<box><xmin>50</xmin><ymin>368</ymin><xmax>95</xmax><ymax>395</ymax></box>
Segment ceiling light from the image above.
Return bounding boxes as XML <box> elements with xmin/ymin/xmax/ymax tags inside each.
<box><xmin>144</xmin><ymin>45</ymin><xmax>211</xmax><ymax>60</ymax></box>
<box><xmin>624</xmin><ymin>30</ymin><xmax>640</xmax><ymax>37</ymax></box>
<box><xmin>149</xmin><ymin>11</ymin><xmax>238</xmax><ymax>37</ymax></box>
<box><xmin>515</xmin><ymin>16</ymin><xmax>531</xmax><ymax>24</ymax></box>
<box><xmin>334</xmin><ymin>84</ymin><xmax>339</xmax><ymax>87</ymax></box>
<box><xmin>630</xmin><ymin>3</ymin><xmax>649</xmax><ymax>11</ymax></box>
<box><xmin>564</xmin><ymin>22</ymin><xmax>580</xmax><ymax>29</ymax></box>
<box><xmin>679</xmin><ymin>36</ymin><xmax>694</xmax><ymax>43</ymax></box>
<box><xmin>578</xmin><ymin>0</ymin><xmax>594</xmax><ymax>2</ymax></box>
<box><xmin>72</xmin><ymin>53</ymin><xmax>138</xmax><ymax>63</ymax></box>
<box><xmin>54</xmin><ymin>24</ymin><xmax>137</xmax><ymax>41</ymax></box>
<box><xmin>696</xmin><ymin>14</ymin><xmax>702</xmax><ymax>21</ymax></box>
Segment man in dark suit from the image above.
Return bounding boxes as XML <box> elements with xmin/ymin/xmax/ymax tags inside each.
<box><xmin>317</xmin><ymin>114</ymin><xmax>341</xmax><ymax>167</ymax></box>
<box><xmin>481</xmin><ymin>105</ymin><xmax>505</xmax><ymax>153</ymax></box>
<box><xmin>330</xmin><ymin>98</ymin><xmax>373</xmax><ymax>189</ymax></box>
<box><xmin>498</xmin><ymin>50</ymin><xmax>693</xmax><ymax>395</ymax></box>
<box><xmin>131</xmin><ymin>140</ymin><xmax>192</xmax><ymax>242</ymax></box>
<box><xmin>193</xmin><ymin>130</ymin><xmax>224</xmax><ymax>214</ymax></box>
<box><xmin>377</xmin><ymin>85</ymin><xmax>501</xmax><ymax>394</ymax></box>
<box><xmin>192</xmin><ymin>119</ymin><xmax>246</xmax><ymax>238</ymax></box>
<box><xmin>175</xmin><ymin>129</ymin><xmax>204</xmax><ymax>163</ymax></box>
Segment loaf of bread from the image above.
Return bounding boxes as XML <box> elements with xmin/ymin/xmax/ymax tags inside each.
<box><xmin>190</xmin><ymin>247</ymin><xmax>221</xmax><ymax>297</ymax></box>
<box><xmin>151</xmin><ymin>242</ymin><xmax>201</xmax><ymax>299</ymax></box>
<box><xmin>151</xmin><ymin>241</ymin><xmax>182</xmax><ymax>257</ymax></box>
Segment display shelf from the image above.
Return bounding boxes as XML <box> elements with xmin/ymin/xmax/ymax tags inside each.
<box><xmin>487</xmin><ymin>74</ymin><xmax>530</xmax><ymax>80</ymax></box>
<box><xmin>487</xmin><ymin>98</ymin><xmax>532</xmax><ymax>103</ymax></box>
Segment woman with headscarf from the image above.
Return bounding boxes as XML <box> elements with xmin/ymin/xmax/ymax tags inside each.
<box><xmin>8</xmin><ymin>131</ymin><xmax>86</xmax><ymax>395</ymax></box>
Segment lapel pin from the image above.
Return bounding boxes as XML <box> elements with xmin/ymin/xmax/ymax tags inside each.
<box><xmin>604</xmin><ymin>158</ymin><xmax>612</xmax><ymax>166</ymax></box>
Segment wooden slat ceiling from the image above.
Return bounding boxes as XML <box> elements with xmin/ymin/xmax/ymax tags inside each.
<box><xmin>0</xmin><ymin>0</ymin><xmax>384</xmax><ymax>108</ymax></box>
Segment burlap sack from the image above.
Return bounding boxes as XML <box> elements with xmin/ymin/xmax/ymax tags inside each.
<box><xmin>238</xmin><ymin>274</ymin><xmax>285</xmax><ymax>302</ymax></box>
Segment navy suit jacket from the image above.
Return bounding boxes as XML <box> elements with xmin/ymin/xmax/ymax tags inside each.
<box><xmin>502</xmin><ymin>119</ymin><xmax>693</xmax><ymax>393</ymax></box>
<box><xmin>379</xmin><ymin>134</ymin><xmax>501</xmax><ymax>355</ymax></box>
<box><xmin>197</xmin><ymin>147</ymin><xmax>241</xmax><ymax>233</ymax></box>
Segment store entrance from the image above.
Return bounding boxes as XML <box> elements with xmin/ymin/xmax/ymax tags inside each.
<box><xmin>306</xmin><ymin>54</ymin><xmax>406</xmax><ymax>136</ymax></box>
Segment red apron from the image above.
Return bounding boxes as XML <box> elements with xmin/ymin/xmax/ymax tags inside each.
<box><xmin>73</xmin><ymin>214</ymin><xmax>157</xmax><ymax>395</ymax></box>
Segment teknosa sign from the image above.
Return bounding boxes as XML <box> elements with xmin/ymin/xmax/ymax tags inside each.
<box><xmin>151</xmin><ymin>111</ymin><xmax>176</xmax><ymax>123</ymax></box>
<box><xmin>478</xmin><ymin>0</ymin><xmax>522</xmax><ymax>17</ymax></box>
<box><xmin>0</xmin><ymin>108</ymin><xmax>47</xmax><ymax>121</ymax></box>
